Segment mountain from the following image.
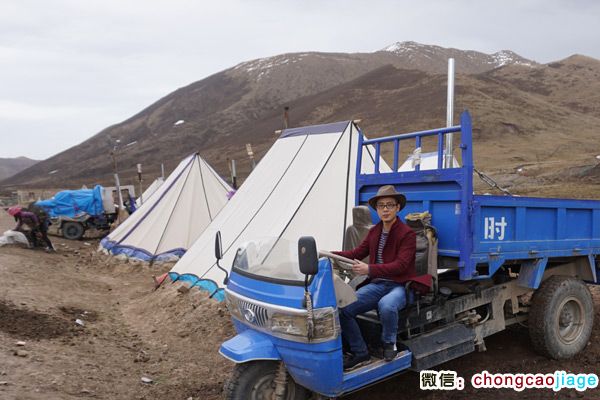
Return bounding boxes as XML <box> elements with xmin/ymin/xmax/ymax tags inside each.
<box><xmin>278</xmin><ymin>61</ymin><xmax>600</xmax><ymax>198</ymax></box>
<box><xmin>0</xmin><ymin>42</ymin><xmax>537</xmax><ymax>189</ymax></box>
<box><xmin>0</xmin><ymin>157</ymin><xmax>39</xmax><ymax>181</ymax></box>
<box><xmin>379</xmin><ymin>41</ymin><xmax>535</xmax><ymax>72</ymax></box>
<box><xmin>3</xmin><ymin>42</ymin><xmax>599</xmax><ymax>199</ymax></box>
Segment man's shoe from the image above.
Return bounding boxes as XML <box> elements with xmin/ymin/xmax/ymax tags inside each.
<box><xmin>343</xmin><ymin>352</ymin><xmax>370</xmax><ymax>371</ymax></box>
<box><xmin>383</xmin><ymin>342</ymin><xmax>397</xmax><ymax>361</ymax></box>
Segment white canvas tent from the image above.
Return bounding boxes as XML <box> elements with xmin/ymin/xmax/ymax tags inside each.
<box><xmin>168</xmin><ymin>121</ymin><xmax>386</xmax><ymax>300</ymax></box>
<box><xmin>399</xmin><ymin>151</ymin><xmax>459</xmax><ymax>171</ymax></box>
<box><xmin>136</xmin><ymin>177</ymin><xmax>164</xmax><ymax>208</ymax></box>
<box><xmin>100</xmin><ymin>153</ymin><xmax>232</xmax><ymax>263</ymax></box>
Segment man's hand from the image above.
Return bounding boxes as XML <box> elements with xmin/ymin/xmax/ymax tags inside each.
<box><xmin>352</xmin><ymin>260</ymin><xmax>369</xmax><ymax>276</ymax></box>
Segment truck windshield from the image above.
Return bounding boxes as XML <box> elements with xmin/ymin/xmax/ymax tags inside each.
<box><xmin>231</xmin><ymin>238</ymin><xmax>306</xmax><ymax>284</ymax></box>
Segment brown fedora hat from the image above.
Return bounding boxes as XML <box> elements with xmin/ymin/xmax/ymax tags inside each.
<box><xmin>368</xmin><ymin>185</ymin><xmax>407</xmax><ymax>210</ymax></box>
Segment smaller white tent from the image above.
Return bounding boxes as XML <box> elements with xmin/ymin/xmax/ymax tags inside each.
<box><xmin>136</xmin><ymin>177</ymin><xmax>164</xmax><ymax>208</ymax></box>
<box><xmin>399</xmin><ymin>151</ymin><xmax>459</xmax><ymax>171</ymax></box>
<box><xmin>100</xmin><ymin>153</ymin><xmax>232</xmax><ymax>263</ymax></box>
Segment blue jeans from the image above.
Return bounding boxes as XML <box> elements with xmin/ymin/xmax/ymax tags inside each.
<box><xmin>339</xmin><ymin>280</ymin><xmax>407</xmax><ymax>355</ymax></box>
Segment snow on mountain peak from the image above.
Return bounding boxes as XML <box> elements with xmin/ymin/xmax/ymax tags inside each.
<box><xmin>233</xmin><ymin>54</ymin><xmax>300</xmax><ymax>77</ymax></box>
<box><xmin>381</xmin><ymin>41</ymin><xmax>424</xmax><ymax>53</ymax></box>
<box><xmin>491</xmin><ymin>50</ymin><xmax>534</xmax><ymax>67</ymax></box>
<box><xmin>381</xmin><ymin>42</ymin><xmax>535</xmax><ymax>68</ymax></box>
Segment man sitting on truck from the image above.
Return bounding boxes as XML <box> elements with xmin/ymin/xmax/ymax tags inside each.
<box><xmin>333</xmin><ymin>185</ymin><xmax>416</xmax><ymax>370</ymax></box>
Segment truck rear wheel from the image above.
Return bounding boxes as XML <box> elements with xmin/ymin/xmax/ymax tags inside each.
<box><xmin>529</xmin><ymin>276</ymin><xmax>594</xmax><ymax>359</ymax></box>
<box><xmin>62</xmin><ymin>222</ymin><xmax>85</xmax><ymax>240</ymax></box>
<box><xmin>224</xmin><ymin>361</ymin><xmax>309</xmax><ymax>400</ymax></box>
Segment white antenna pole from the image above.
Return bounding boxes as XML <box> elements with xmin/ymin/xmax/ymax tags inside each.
<box><xmin>231</xmin><ymin>159</ymin><xmax>237</xmax><ymax>189</ymax></box>
<box><xmin>444</xmin><ymin>58</ymin><xmax>455</xmax><ymax>168</ymax></box>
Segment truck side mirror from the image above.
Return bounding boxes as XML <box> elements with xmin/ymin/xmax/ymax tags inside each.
<box><xmin>298</xmin><ymin>236</ymin><xmax>318</xmax><ymax>276</ymax></box>
<box><xmin>215</xmin><ymin>231</ymin><xmax>223</xmax><ymax>260</ymax></box>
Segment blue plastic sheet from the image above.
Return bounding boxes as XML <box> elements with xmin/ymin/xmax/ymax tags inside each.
<box><xmin>36</xmin><ymin>185</ymin><xmax>104</xmax><ymax>218</ymax></box>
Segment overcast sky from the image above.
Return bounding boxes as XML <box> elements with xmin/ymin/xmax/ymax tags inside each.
<box><xmin>1</xmin><ymin>0</ymin><xmax>598</xmax><ymax>159</ymax></box>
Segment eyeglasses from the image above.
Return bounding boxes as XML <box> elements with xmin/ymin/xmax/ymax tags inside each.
<box><xmin>376</xmin><ymin>202</ymin><xmax>398</xmax><ymax>210</ymax></box>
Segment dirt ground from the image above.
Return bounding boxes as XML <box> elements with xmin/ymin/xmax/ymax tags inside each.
<box><xmin>0</xmin><ymin>212</ymin><xmax>598</xmax><ymax>399</ymax></box>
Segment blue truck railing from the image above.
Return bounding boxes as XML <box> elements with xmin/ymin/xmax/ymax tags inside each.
<box><xmin>356</xmin><ymin>110</ymin><xmax>600</xmax><ymax>285</ymax></box>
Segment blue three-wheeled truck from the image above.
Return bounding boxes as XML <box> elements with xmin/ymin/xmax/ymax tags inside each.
<box><xmin>218</xmin><ymin>111</ymin><xmax>599</xmax><ymax>399</ymax></box>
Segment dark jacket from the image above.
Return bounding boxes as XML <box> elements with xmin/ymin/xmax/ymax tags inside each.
<box><xmin>334</xmin><ymin>217</ymin><xmax>417</xmax><ymax>285</ymax></box>
<box><xmin>15</xmin><ymin>211</ymin><xmax>40</xmax><ymax>230</ymax></box>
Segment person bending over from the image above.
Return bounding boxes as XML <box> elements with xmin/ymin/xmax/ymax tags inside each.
<box><xmin>7</xmin><ymin>206</ymin><xmax>55</xmax><ymax>252</ymax></box>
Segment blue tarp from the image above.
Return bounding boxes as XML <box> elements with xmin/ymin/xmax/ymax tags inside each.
<box><xmin>36</xmin><ymin>185</ymin><xmax>105</xmax><ymax>218</ymax></box>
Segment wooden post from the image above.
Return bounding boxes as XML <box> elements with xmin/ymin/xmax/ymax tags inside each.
<box><xmin>246</xmin><ymin>144</ymin><xmax>256</xmax><ymax>170</ymax></box>
<box><xmin>111</xmin><ymin>151</ymin><xmax>124</xmax><ymax>210</ymax></box>
<box><xmin>137</xmin><ymin>163</ymin><xmax>143</xmax><ymax>205</ymax></box>
<box><xmin>283</xmin><ymin>106</ymin><xmax>289</xmax><ymax>129</ymax></box>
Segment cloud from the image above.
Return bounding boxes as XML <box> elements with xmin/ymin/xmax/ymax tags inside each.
<box><xmin>1</xmin><ymin>0</ymin><xmax>599</xmax><ymax>159</ymax></box>
<box><xmin>0</xmin><ymin>100</ymin><xmax>94</xmax><ymax>121</ymax></box>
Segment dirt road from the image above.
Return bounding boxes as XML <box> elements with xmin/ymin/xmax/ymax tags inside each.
<box><xmin>0</xmin><ymin>212</ymin><xmax>598</xmax><ymax>399</ymax></box>
<box><xmin>0</xmin><ymin>212</ymin><xmax>232</xmax><ymax>400</ymax></box>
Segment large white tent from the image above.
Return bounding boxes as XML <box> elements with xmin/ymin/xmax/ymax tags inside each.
<box><xmin>168</xmin><ymin>121</ymin><xmax>385</xmax><ymax>300</ymax></box>
<box><xmin>100</xmin><ymin>153</ymin><xmax>232</xmax><ymax>263</ymax></box>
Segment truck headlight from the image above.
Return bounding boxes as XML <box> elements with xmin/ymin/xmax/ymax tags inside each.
<box><xmin>270</xmin><ymin>313</ymin><xmax>308</xmax><ymax>336</ymax></box>
<box><xmin>225</xmin><ymin>290</ymin><xmax>340</xmax><ymax>343</ymax></box>
<box><xmin>225</xmin><ymin>295</ymin><xmax>243</xmax><ymax>321</ymax></box>
<box><xmin>311</xmin><ymin>308</ymin><xmax>339</xmax><ymax>340</ymax></box>
<box><xmin>270</xmin><ymin>307</ymin><xmax>338</xmax><ymax>341</ymax></box>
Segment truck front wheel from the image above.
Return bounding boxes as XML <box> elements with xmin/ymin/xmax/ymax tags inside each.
<box><xmin>62</xmin><ymin>222</ymin><xmax>85</xmax><ymax>240</ymax></box>
<box><xmin>224</xmin><ymin>361</ymin><xmax>309</xmax><ymax>400</ymax></box>
<box><xmin>529</xmin><ymin>276</ymin><xmax>594</xmax><ymax>359</ymax></box>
